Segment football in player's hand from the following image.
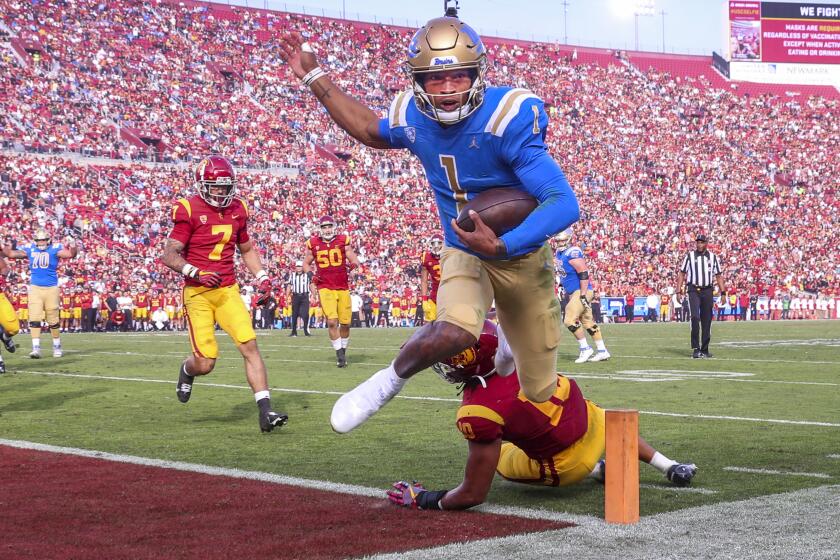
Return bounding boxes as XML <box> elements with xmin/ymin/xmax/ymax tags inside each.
<box><xmin>455</xmin><ymin>188</ymin><xmax>538</xmax><ymax>236</ymax></box>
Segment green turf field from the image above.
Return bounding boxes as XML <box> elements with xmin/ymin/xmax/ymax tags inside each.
<box><xmin>1</xmin><ymin>320</ymin><xmax>838</xmax><ymax>518</ymax></box>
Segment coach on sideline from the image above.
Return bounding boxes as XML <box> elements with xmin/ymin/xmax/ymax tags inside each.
<box><xmin>676</xmin><ymin>234</ymin><xmax>726</xmax><ymax>359</ymax></box>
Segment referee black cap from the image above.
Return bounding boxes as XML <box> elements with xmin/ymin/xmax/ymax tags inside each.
<box><xmin>695</xmin><ymin>233</ymin><xmax>708</xmax><ymax>242</ymax></box>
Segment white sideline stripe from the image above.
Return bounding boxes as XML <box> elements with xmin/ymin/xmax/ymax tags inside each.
<box><xmin>0</xmin><ymin>438</ymin><xmax>598</xmax><ymax>526</ymax></box>
<box><xmin>15</xmin><ymin>370</ymin><xmax>840</xmax><ymax>427</ymax></box>
<box><xmin>723</xmin><ymin>466</ymin><xmax>832</xmax><ymax>479</ymax></box>
<box><xmin>828</xmin><ymin>454</ymin><xmax>840</xmax><ymax>459</ymax></box>
<box><xmin>619</xmin><ymin>354</ymin><xmax>838</xmax><ymax>365</ymax></box>
<box><xmin>639</xmin><ymin>483</ymin><xmax>717</xmax><ymax>495</ymax></box>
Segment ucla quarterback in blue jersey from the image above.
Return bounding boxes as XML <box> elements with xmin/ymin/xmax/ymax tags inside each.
<box><xmin>280</xmin><ymin>9</ymin><xmax>580</xmax><ymax>440</ymax></box>
<box><xmin>3</xmin><ymin>228</ymin><xmax>78</xmax><ymax>359</ymax></box>
<box><xmin>553</xmin><ymin>230</ymin><xmax>610</xmax><ymax>363</ymax></box>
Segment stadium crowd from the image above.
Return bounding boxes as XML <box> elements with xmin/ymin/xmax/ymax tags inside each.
<box><xmin>1</xmin><ymin>0</ymin><xmax>837</xmax><ymax>329</ymax></box>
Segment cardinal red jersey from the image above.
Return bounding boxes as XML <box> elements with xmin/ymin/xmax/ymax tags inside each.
<box><xmin>81</xmin><ymin>293</ymin><xmax>93</xmax><ymax>309</ymax></box>
<box><xmin>135</xmin><ymin>294</ymin><xmax>149</xmax><ymax>309</ymax></box>
<box><xmin>61</xmin><ymin>295</ymin><xmax>73</xmax><ymax>309</ymax></box>
<box><xmin>17</xmin><ymin>294</ymin><xmax>29</xmax><ymax>309</ymax></box>
<box><xmin>456</xmin><ymin>373</ymin><xmax>589</xmax><ymax>460</ymax></box>
<box><xmin>306</xmin><ymin>234</ymin><xmax>351</xmax><ymax>291</ymax></box>
<box><xmin>169</xmin><ymin>196</ymin><xmax>251</xmax><ymax>288</ymax></box>
<box><xmin>150</xmin><ymin>296</ymin><xmax>163</xmax><ymax>311</ymax></box>
<box><xmin>72</xmin><ymin>295</ymin><xmax>84</xmax><ymax>308</ymax></box>
<box><xmin>421</xmin><ymin>251</ymin><xmax>441</xmax><ymax>302</ymax></box>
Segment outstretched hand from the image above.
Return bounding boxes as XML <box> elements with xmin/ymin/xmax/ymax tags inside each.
<box><xmin>451</xmin><ymin>211</ymin><xmax>506</xmax><ymax>258</ymax></box>
<box><xmin>277</xmin><ymin>31</ymin><xmax>320</xmax><ymax>79</ymax></box>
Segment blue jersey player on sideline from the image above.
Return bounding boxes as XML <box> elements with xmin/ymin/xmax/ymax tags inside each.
<box><xmin>3</xmin><ymin>228</ymin><xmax>78</xmax><ymax>358</ymax></box>
<box><xmin>279</xmin><ymin>8</ymin><xmax>581</xmax><ymax>446</ymax></box>
<box><xmin>554</xmin><ymin>230</ymin><xmax>610</xmax><ymax>363</ymax></box>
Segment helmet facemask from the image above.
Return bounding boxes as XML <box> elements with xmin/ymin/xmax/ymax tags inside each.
<box><xmin>320</xmin><ymin>221</ymin><xmax>337</xmax><ymax>242</ymax></box>
<box><xmin>406</xmin><ymin>61</ymin><xmax>488</xmax><ymax>125</ymax></box>
<box><xmin>197</xmin><ymin>176</ymin><xmax>236</xmax><ymax>209</ymax></box>
<box><xmin>34</xmin><ymin>229</ymin><xmax>50</xmax><ymax>250</ymax></box>
<box><xmin>430</xmin><ymin>236</ymin><xmax>443</xmax><ymax>256</ymax></box>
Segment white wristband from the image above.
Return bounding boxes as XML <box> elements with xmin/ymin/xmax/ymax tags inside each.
<box><xmin>182</xmin><ymin>263</ymin><xmax>198</xmax><ymax>278</ymax></box>
<box><xmin>256</xmin><ymin>270</ymin><xmax>269</xmax><ymax>282</ymax></box>
<box><xmin>302</xmin><ymin>67</ymin><xmax>327</xmax><ymax>87</ymax></box>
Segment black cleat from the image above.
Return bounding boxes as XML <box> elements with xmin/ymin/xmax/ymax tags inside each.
<box><xmin>0</xmin><ymin>361</ymin><xmax>5</xmax><ymax>374</ymax></box>
<box><xmin>260</xmin><ymin>410</ymin><xmax>289</xmax><ymax>433</ymax></box>
<box><xmin>176</xmin><ymin>363</ymin><xmax>194</xmax><ymax>403</ymax></box>
<box><xmin>336</xmin><ymin>348</ymin><xmax>347</xmax><ymax>368</ymax></box>
<box><xmin>288</xmin><ymin>332</ymin><xmax>297</xmax><ymax>337</ymax></box>
<box><xmin>667</xmin><ymin>463</ymin><xmax>698</xmax><ymax>487</ymax></box>
<box><xmin>692</xmin><ymin>349</ymin><xmax>702</xmax><ymax>359</ymax></box>
<box><xmin>1</xmin><ymin>331</ymin><xmax>15</xmax><ymax>353</ymax></box>
<box><xmin>702</xmin><ymin>352</ymin><xmax>714</xmax><ymax>358</ymax></box>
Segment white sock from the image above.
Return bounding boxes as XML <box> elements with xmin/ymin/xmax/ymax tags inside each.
<box><xmin>53</xmin><ymin>338</ymin><xmax>61</xmax><ymax>348</ymax></box>
<box><xmin>380</xmin><ymin>362</ymin><xmax>407</xmax><ymax>392</ymax></box>
<box><xmin>32</xmin><ymin>339</ymin><xmax>40</xmax><ymax>350</ymax></box>
<box><xmin>649</xmin><ymin>451</ymin><xmax>677</xmax><ymax>474</ymax></box>
<box><xmin>254</xmin><ymin>390</ymin><xmax>270</xmax><ymax>403</ymax></box>
<box><xmin>340</xmin><ymin>337</ymin><xmax>349</xmax><ymax>349</ymax></box>
<box><xmin>331</xmin><ymin>338</ymin><xmax>342</xmax><ymax>351</ymax></box>
<box><xmin>595</xmin><ymin>340</ymin><xmax>607</xmax><ymax>351</ymax></box>
<box><xmin>578</xmin><ymin>338</ymin><xmax>589</xmax><ymax>350</ymax></box>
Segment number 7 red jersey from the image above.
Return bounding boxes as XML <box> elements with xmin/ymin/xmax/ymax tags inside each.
<box><xmin>168</xmin><ymin>196</ymin><xmax>251</xmax><ymax>288</ymax></box>
<box><xmin>306</xmin><ymin>234</ymin><xmax>351</xmax><ymax>290</ymax></box>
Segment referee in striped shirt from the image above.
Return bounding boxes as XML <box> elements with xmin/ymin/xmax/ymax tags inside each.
<box><xmin>287</xmin><ymin>260</ymin><xmax>312</xmax><ymax>337</ymax></box>
<box><xmin>676</xmin><ymin>234</ymin><xmax>726</xmax><ymax>358</ymax></box>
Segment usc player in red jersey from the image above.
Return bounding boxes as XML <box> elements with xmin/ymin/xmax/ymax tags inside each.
<box><xmin>0</xmin><ymin>256</ymin><xmax>20</xmax><ymax>373</ymax></box>
<box><xmin>387</xmin><ymin>321</ymin><xmax>697</xmax><ymax>510</ymax></box>
<box><xmin>420</xmin><ymin>234</ymin><xmax>443</xmax><ymax>322</ymax></box>
<box><xmin>303</xmin><ymin>215</ymin><xmax>360</xmax><ymax>368</ymax></box>
<box><xmin>162</xmin><ymin>156</ymin><xmax>287</xmax><ymax>433</ymax></box>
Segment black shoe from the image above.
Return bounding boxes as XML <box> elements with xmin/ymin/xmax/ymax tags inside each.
<box><xmin>0</xmin><ymin>361</ymin><xmax>5</xmax><ymax>374</ymax></box>
<box><xmin>260</xmin><ymin>410</ymin><xmax>288</xmax><ymax>433</ymax></box>
<box><xmin>304</xmin><ymin>332</ymin><xmax>311</xmax><ymax>337</ymax></box>
<box><xmin>702</xmin><ymin>351</ymin><xmax>714</xmax><ymax>358</ymax></box>
<box><xmin>1</xmin><ymin>331</ymin><xmax>15</xmax><ymax>353</ymax></box>
<box><xmin>176</xmin><ymin>363</ymin><xmax>194</xmax><ymax>403</ymax></box>
<box><xmin>288</xmin><ymin>332</ymin><xmax>297</xmax><ymax>337</ymax></box>
<box><xmin>336</xmin><ymin>348</ymin><xmax>347</xmax><ymax>368</ymax></box>
<box><xmin>692</xmin><ymin>349</ymin><xmax>702</xmax><ymax>359</ymax></box>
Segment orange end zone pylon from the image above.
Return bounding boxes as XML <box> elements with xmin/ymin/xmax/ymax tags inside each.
<box><xmin>605</xmin><ymin>409</ymin><xmax>640</xmax><ymax>524</ymax></box>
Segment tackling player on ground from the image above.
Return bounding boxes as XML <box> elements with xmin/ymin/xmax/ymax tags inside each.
<box><xmin>0</xmin><ymin>255</ymin><xmax>20</xmax><ymax>373</ymax></box>
<box><xmin>303</xmin><ymin>215</ymin><xmax>360</xmax><ymax>368</ymax></box>
<box><xmin>554</xmin><ymin>229</ymin><xmax>610</xmax><ymax>363</ymax></box>
<box><xmin>420</xmin><ymin>234</ymin><xmax>443</xmax><ymax>322</ymax></box>
<box><xmin>279</xmin><ymin>8</ymin><xmax>579</xmax><ymax>433</ymax></box>
<box><xmin>3</xmin><ymin>228</ymin><xmax>78</xmax><ymax>358</ymax></box>
<box><xmin>161</xmin><ymin>156</ymin><xmax>287</xmax><ymax>433</ymax></box>
<box><xmin>387</xmin><ymin>321</ymin><xmax>696</xmax><ymax>510</ymax></box>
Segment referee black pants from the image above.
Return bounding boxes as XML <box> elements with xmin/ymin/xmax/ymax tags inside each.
<box><xmin>291</xmin><ymin>294</ymin><xmax>310</xmax><ymax>334</ymax></box>
<box><xmin>688</xmin><ymin>286</ymin><xmax>713</xmax><ymax>352</ymax></box>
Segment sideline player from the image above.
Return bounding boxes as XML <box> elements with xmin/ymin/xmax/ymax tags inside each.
<box><xmin>3</xmin><ymin>228</ymin><xmax>78</xmax><ymax>358</ymax></box>
<box><xmin>0</xmin><ymin>255</ymin><xmax>20</xmax><ymax>373</ymax></box>
<box><xmin>303</xmin><ymin>215</ymin><xmax>360</xmax><ymax>368</ymax></box>
<box><xmin>387</xmin><ymin>321</ymin><xmax>696</xmax><ymax>510</ymax></box>
<box><xmin>420</xmin><ymin>234</ymin><xmax>443</xmax><ymax>322</ymax></box>
<box><xmin>554</xmin><ymin>230</ymin><xmax>610</xmax><ymax>363</ymax></box>
<box><xmin>279</xmin><ymin>9</ymin><xmax>579</xmax><ymax>433</ymax></box>
<box><xmin>161</xmin><ymin>156</ymin><xmax>287</xmax><ymax>433</ymax></box>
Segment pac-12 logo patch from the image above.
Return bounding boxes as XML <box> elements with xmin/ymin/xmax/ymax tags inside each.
<box><xmin>405</xmin><ymin>127</ymin><xmax>416</xmax><ymax>143</ymax></box>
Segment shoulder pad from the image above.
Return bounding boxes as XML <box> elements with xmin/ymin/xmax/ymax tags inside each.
<box><xmin>484</xmin><ymin>88</ymin><xmax>540</xmax><ymax>137</ymax></box>
<box><xmin>388</xmin><ymin>90</ymin><xmax>413</xmax><ymax>129</ymax></box>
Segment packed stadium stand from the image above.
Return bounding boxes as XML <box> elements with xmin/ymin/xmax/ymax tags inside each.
<box><xmin>1</xmin><ymin>0</ymin><xmax>837</xmax><ymax>318</ymax></box>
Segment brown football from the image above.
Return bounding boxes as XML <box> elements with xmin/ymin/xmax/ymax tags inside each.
<box><xmin>455</xmin><ymin>188</ymin><xmax>538</xmax><ymax>236</ymax></box>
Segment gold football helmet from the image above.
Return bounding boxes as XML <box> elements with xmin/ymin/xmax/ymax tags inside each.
<box><xmin>404</xmin><ymin>16</ymin><xmax>488</xmax><ymax>125</ymax></box>
<box><xmin>34</xmin><ymin>228</ymin><xmax>50</xmax><ymax>249</ymax></box>
<box><xmin>554</xmin><ymin>229</ymin><xmax>572</xmax><ymax>250</ymax></box>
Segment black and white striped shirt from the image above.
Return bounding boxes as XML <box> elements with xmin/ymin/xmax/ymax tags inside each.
<box><xmin>680</xmin><ymin>250</ymin><xmax>722</xmax><ymax>288</ymax></box>
<box><xmin>288</xmin><ymin>271</ymin><xmax>312</xmax><ymax>295</ymax></box>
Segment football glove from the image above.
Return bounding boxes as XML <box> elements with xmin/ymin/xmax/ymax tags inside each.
<box><xmin>196</xmin><ymin>270</ymin><xmax>223</xmax><ymax>288</ymax></box>
<box><xmin>255</xmin><ymin>277</ymin><xmax>272</xmax><ymax>306</ymax></box>
<box><xmin>386</xmin><ymin>481</ymin><xmax>447</xmax><ymax>510</ymax></box>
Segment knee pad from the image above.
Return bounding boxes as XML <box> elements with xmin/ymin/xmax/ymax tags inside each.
<box><xmin>29</xmin><ymin>321</ymin><xmax>41</xmax><ymax>329</ymax></box>
<box><xmin>566</xmin><ymin>322</ymin><xmax>581</xmax><ymax>334</ymax></box>
<box><xmin>586</xmin><ymin>325</ymin><xmax>600</xmax><ymax>336</ymax></box>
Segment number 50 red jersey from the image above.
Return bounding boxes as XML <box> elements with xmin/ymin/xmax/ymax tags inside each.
<box><xmin>307</xmin><ymin>234</ymin><xmax>351</xmax><ymax>290</ymax></box>
<box><xmin>169</xmin><ymin>196</ymin><xmax>250</xmax><ymax>288</ymax></box>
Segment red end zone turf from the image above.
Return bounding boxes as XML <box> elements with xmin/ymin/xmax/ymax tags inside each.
<box><xmin>0</xmin><ymin>446</ymin><xmax>572</xmax><ymax>559</ymax></box>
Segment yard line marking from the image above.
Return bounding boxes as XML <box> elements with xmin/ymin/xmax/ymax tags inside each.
<box><xmin>0</xmin><ymin>438</ymin><xmax>598</xmax><ymax>526</ymax></box>
<box><xmin>14</xmin><ymin>370</ymin><xmax>840</xmax><ymax>427</ymax></box>
<box><xmin>618</xmin><ymin>354</ymin><xmax>838</xmax><ymax>365</ymax></box>
<box><xmin>827</xmin><ymin>454</ymin><xmax>840</xmax><ymax>459</ymax></box>
<box><xmin>723</xmin><ymin>467</ymin><xmax>832</xmax><ymax>479</ymax></box>
<box><xmin>639</xmin><ymin>483</ymin><xmax>717</xmax><ymax>495</ymax></box>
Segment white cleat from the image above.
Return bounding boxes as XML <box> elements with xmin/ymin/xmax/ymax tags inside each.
<box><xmin>53</xmin><ymin>348</ymin><xmax>63</xmax><ymax>358</ymax></box>
<box><xmin>330</xmin><ymin>369</ymin><xmax>401</xmax><ymax>434</ymax></box>
<box><xmin>29</xmin><ymin>349</ymin><xmax>41</xmax><ymax>359</ymax></box>
<box><xmin>575</xmin><ymin>347</ymin><xmax>595</xmax><ymax>364</ymax></box>
<box><xmin>589</xmin><ymin>350</ymin><xmax>611</xmax><ymax>362</ymax></box>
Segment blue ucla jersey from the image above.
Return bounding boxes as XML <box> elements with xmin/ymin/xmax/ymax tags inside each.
<box><xmin>377</xmin><ymin>86</ymin><xmax>579</xmax><ymax>258</ymax></box>
<box><xmin>21</xmin><ymin>243</ymin><xmax>63</xmax><ymax>287</ymax></box>
<box><xmin>556</xmin><ymin>246</ymin><xmax>592</xmax><ymax>294</ymax></box>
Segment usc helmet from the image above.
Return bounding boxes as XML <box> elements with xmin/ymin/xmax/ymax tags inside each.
<box><xmin>554</xmin><ymin>229</ymin><xmax>572</xmax><ymax>251</ymax></box>
<box><xmin>319</xmin><ymin>215</ymin><xmax>337</xmax><ymax>242</ymax></box>
<box><xmin>33</xmin><ymin>228</ymin><xmax>50</xmax><ymax>249</ymax></box>
<box><xmin>194</xmin><ymin>156</ymin><xmax>236</xmax><ymax>208</ymax></box>
<box><xmin>432</xmin><ymin>320</ymin><xmax>498</xmax><ymax>385</ymax></box>
<box><xmin>429</xmin><ymin>234</ymin><xmax>444</xmax><ymax>256</ymax></box>
<box><xmin>404</xmin><ymin>16</ymin><xmax>488</xmax><ymax>125</ymax></box>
